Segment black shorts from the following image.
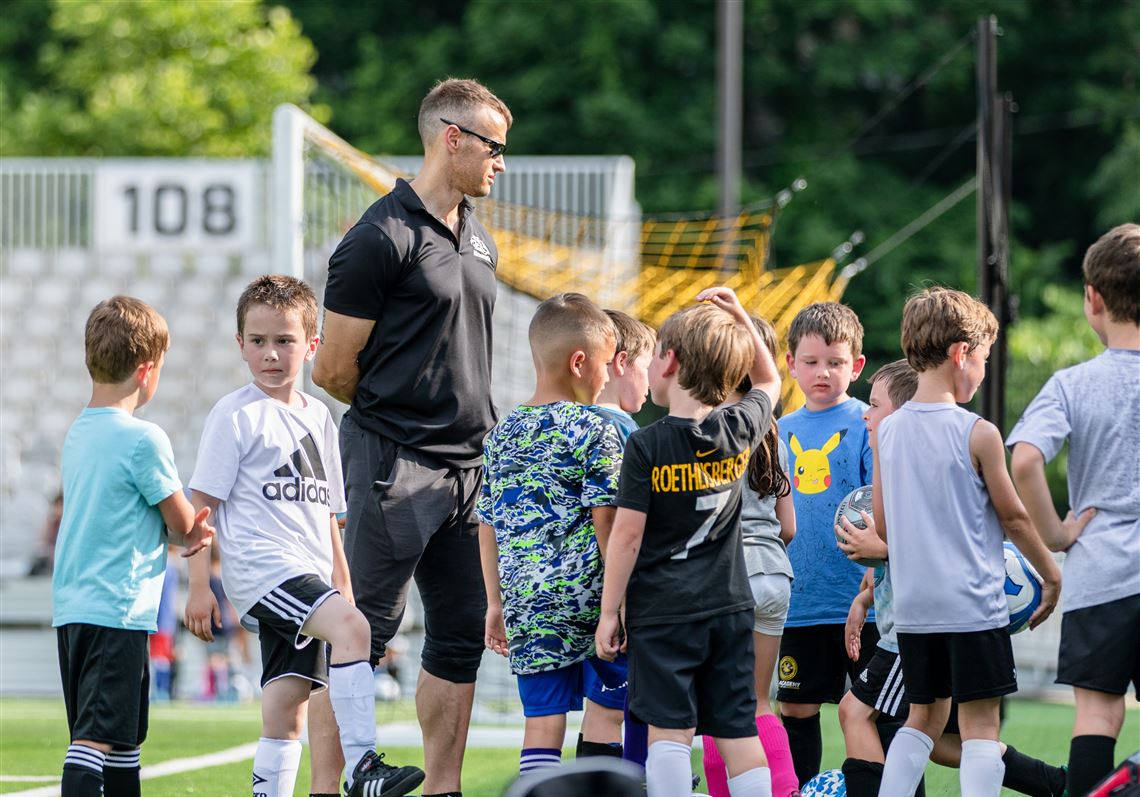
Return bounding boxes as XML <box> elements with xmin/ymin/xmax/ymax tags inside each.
<box><xmin>895</xmin><ymin>628</ymin><xmax>1016</xmax><ymax>704</ymax></box>
<box><xmin>57</xmin><ymin>624</ymin><xmax>149</xmax><ymax>748</ymax></box>
<box><xmin>245</xmin><ymin>575</ymin><xmax>335</xmax><ymax>690</ymax></box>
<box><xmin>777</xmin><ymin>623</ymin><xmax>880</xmax><ymax>704</ymax></box>
<box><xmin>849</xmin><ymin>647</ymin><xmax>909</xmax><ymax>720</ymax></box>
<box><xmin>340</xmin><ymin>414</ymin><xmax>486</xmax><ymax>682</ymax></box>
<box><xmin>628</xmin><ymin>609</ymin><xmax>757</xmax><ymax>738</ymax></box>
<box><xmin>1056</xmin><ymin>593</ymin><xmax>1140</xmax><ymax>699</ymax></box>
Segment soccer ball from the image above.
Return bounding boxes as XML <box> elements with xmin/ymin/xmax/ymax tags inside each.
<box><xmin>1004</xmin><ymin>542</ymin><xmax>1043</xmax><ymax>634</ymax></box>
<box><xmin>802</xmin><ymin>768</ymin><xmax>846</xmax><ymax>796</ymax></box>
<box><xmin>833</xmin><ymin>485</ymin><xmax>885</xmax><ymax>567</ymax></box>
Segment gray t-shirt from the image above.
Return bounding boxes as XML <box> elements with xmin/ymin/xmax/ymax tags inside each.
<box><xmin>1006</xmin><ymin>348</ymin><xmax>1140</xmax><ymax>613</ymax></box>
<box><xmin>742</xmin><ymin>438</ymin><xmax>794</xmax><ymax>579</ymax></box>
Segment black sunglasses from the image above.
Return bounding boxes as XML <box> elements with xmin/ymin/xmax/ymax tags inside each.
<box><xmin>440</xmin><ymin>117</ymin><xmax>506</xmax><ymax>159</ymax></box>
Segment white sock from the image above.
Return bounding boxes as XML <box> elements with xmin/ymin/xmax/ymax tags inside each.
<box><xmin>328</xmin><ymin>660</ymin><xmax>376</xmax><ymax>787</ymax></box>
<box><xmin>728</xmin><ymin>766</ymin><xmax>773</xmax><ymax>797</ymax></box>
<box><xmin>960</xmin><ymin>739</ymin><xmax>1005</xmax><ymax>797</ymax></box>
<box><xmin>878</xmin><ymin>727</ymin><xmax>933</xmax><ymax>797</ymax></box>
<box><xmin>646</xmin><ymin>740</ymin><xmax>693</xmax><ymax>797</ymax></box>
<box><xmin>252</xmin><ymin>737</ymin><xmax>302</xmax><ymax>797</ymax></box>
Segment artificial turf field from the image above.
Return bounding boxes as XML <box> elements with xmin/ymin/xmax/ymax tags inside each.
<box><xmin>0</xmin><ymin>698</ymin><xmax>1136</xmax><ymax>796</ymax></box>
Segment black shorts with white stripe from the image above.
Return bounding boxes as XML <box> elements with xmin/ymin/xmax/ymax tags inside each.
<box><xmin>848</xmin><ymin>646</ymin><xmax>909</xmax><ymax>720</ymax></box>
<box><xmin>245</xmin><ymin>574</ymin><xmax>337</xmax><ymax>690</ymax></box>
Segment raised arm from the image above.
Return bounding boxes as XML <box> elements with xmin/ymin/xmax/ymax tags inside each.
<box><xmin>695</xmin><ymin>286</ymin><xmax>781</xmax><ymax>405</ymax></box>
<box><xmin>312</xmin><ymin>310</ymin><xmax>375</xmax><ymax>405</ymax></box>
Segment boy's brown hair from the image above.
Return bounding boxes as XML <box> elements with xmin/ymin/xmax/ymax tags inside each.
<box><xmin>236</xmin><ymin>275</ymin><xmax>318</xmax><ymax>339</ymax></box>
<box><xmin>870</xmin><ymin>359</ymin><xmax>919</xmax><ymax>409</ymax></box>
<box><xmin>418</xmin><ymin>78</ymin><xmax>513</xmax><ymax>148</ymax></box>
<box><xmin>900</xmin><ymin>287</ymin><xmax>998</xmax><ymax>372</ymax></box>
<box><xmin>1083</xmin><ymin>223</ymin><xmax>1140</xmax><ymax>324</ymax></box>
<box><xmin>604</xmin><ymin>309</ymin><xmax>656</xmax><ymax>361</ymax></box>
<box><xmin>85</xmin><ymin>296</ymin><xmax>170</xmax><ymax>384</ymax></box>
<box><xmin>658</xmin><ymin>303</ymin><xmax>754</xmax><ymax>406</ymax></box>
<box><xmin>529</xmin><ymin>292</ymin><xmax>615</xmax><ymax>369</ymax></box>
<box><xmin>787</xmin><ymin>301</ymin><xmax>864</xmax><ymax>358</ymax></box>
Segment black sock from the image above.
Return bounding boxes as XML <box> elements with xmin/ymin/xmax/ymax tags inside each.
<box><xmin>104</xmin><ymin>748</ymin><xmax>141</xmax><ymax>797</ymax></box>
<box><xmin>1001</xmin><ymin>744</ymin><xmax>1067</xmax><ymax>797</ymax></box>
<box><xmin>841</xmin><ymin>757</ymin><xmax>884</xmax><ymax>797</ymax></box>
<box><xmin>61</xmin><ymin>765</ymin><xmax>103</xmax><ymax>797</ymax></box>
<box><xmin>576</xmin><ymin>738</ymin><xmax>624</xmax><ymax>758</ymax></box>
<box><xmin>1068</xmin><ymin>735</ymin><xmax>1116</xmax><ymax>797</ymax></box>
<box><xmin>782</xmin><ymin>712</ymin><xmax>822</xmax><ymax>787</ymax></box>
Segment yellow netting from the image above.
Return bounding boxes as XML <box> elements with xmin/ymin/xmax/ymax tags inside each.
<box><xmin>303</xmin><ymin>129</ymin><xmax>848</xmax><ymax>411</ymax></box>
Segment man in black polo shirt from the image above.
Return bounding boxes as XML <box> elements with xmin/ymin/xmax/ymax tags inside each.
<box><xmin>314</xmin><ymin>78</ymin><xmax>511</xmax><ymax>797</ymax></box>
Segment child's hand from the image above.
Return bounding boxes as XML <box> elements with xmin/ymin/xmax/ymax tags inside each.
<box><xmin>845</xmin><ymin>596</ymin><xmax>867</xmax><ymax>661</ymax></box>
<box><xmin>595</xmin><ymin>611</ymin><xmax>625</xmax><ymax>661</ymax></box>
<box><xmin>484</xmin><ymin>604</ymin><xmax>509</xmax><ymax>658</ymax></box>
<box><xmin>836</xmin><ymin>513</ymin><xmax>889</xmax><ymax>562</ymax></box>
<box><xmin>1057</xmin><ymin>507</ymin><xmax>1097</xmax><ymax>552</ymax></box>
<box><xmin>1028</xmin><ymin>572</ymin><xmax>1061</xmax><ymax>630</ymax></box>
<box><xmin>696</xmin><ymin>286</ymin><xmax>749</xmax><ymax>325</ymax></box>
<box><xmin>184</xmin><ymin>585</ymin><xmax>221</xmax><ymax>642</ymax></box>
<box><xmin>181</xmin><ymin>506</ymin><xmax>215</xmax><ymax>558</ymax></box>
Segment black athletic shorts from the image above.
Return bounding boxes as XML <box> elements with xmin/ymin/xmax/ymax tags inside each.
<box><xmin>340</xmin><ymin>414</ymin><xmax>486</xmax><ymax>682</ymax></box>
<box><xmin>628</xmin><ymin>609</ymin><xmax>757</xmax><ymax>738</ymax></box>
<box><xmin>245</xmin><ymin>574</ymin><xmax>336</xmax><ymax>689</ymax></box>
<box><xmin>850</xmin><ymin>647</ymin><xmax>909</xmax><ymax>720</ymax></box>
<box><xmin>777</xmin><ymin>623</ymin><xmax>880</xmax><ymax>704</ymax></box>
<box><xmin>1056</xmin><ymin>593</ymin><xmax>1140</xmax><ymax>699</ymax></box>
<box><xmin>57</xmin><ymin>624</ymin><xmax>149</xmax><ymax>748</ymax></box>
<box><xmin>896</xmin><ymin>627</ymin><xmax>1016</xmax><ymax>704</ymax></box>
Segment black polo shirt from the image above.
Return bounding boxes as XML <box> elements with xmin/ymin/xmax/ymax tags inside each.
<box><xmin>324</xmin><ymin>178</ymin><xmax>498</xmax><ymax>468</ymax></box>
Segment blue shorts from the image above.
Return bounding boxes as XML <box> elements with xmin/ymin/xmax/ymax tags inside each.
<box><xmin>517</xmin><ymin>654</ymin><xmax>628</xmax><ymax>717</ymax></box>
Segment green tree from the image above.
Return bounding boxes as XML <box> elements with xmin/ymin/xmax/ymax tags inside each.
<box><xmin>1</xmin><ymin>0</ymin><xmax>324</xmax><ymax>156</ymax></box>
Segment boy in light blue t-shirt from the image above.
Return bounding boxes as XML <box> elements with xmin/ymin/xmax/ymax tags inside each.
<box><xmin>52</xmin><ymin>296</ymin><xmax>214</xmax><ymax>797</ymax></box>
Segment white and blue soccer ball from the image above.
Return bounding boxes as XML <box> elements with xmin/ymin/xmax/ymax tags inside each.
<box><xmin>801</xmin><ymin>768</ymin><xmax>846</xmax><ymax>796</ymax></box>
<box><xmin>1004</xmin><ymin>542</ymin><xmax>1043</xmax><ymax>634</ymax></box>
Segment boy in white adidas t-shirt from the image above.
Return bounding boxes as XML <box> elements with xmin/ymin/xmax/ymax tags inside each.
<box><xmin>184</xmin><ymin>275</ymin><xmax>423</xmax><ymax>797</ymax></box>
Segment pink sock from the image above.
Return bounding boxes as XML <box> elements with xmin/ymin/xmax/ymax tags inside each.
<box><xmin>701</xmin><ymin>735</ymin><xmax>731</xmax><ymax>797</ymax></box>
<box><xmin>756</xmin><ymin>714</ymin><xmax>799</xmax><ymax>797</ymax></box>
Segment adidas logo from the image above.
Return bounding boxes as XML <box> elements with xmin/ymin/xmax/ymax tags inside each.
<box><xmin>261</xmin><ymin>433</ymin><xmax>331</xmax><ymax>505</ymax></box>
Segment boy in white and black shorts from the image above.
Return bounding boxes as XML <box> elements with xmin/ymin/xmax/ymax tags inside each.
<box><xmin>184</xmin><ymin>276</ymin><xmax>424</xmax><ymax>797</ymax></box>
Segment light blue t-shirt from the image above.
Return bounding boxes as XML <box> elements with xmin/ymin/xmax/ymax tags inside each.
<box><xmin>1006</xmin><ymin>348</ymin><xmax>1140</xmax><ymax>612</ymax></box>
<box><xmin>591</xmin><ymin>405</ymin><xmax>639</xmax><ymax>444</ymax></box>
<box><xmin>781</xmin><ymin>398</ymin><xmax>874</xmax><ymax>626</ymax></box>
<box><xmin>52</xmin><ymin>407</ymin><xmax>182</xmax><ymax>632</ymax></box>
<box><xmin>873</xmin><ymin>564</ymin><xmax>897</xmax><ymax>653</ymax></box>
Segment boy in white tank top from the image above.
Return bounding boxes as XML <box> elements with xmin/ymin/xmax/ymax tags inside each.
<box><xmin>872</xmin><ymin>288</ymin><xmax>1062</xmax><ymax>797</ymax></box>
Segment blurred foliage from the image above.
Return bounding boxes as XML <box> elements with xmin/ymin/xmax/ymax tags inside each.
<box><xmin>0</xmin><ymin>0</ymin><xmax>325</xmax><ymax>156</ymax></box>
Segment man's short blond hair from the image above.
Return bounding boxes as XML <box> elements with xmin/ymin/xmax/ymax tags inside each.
<box><xmin>869</xmin><ymin>359</ymin><xmax>919</xmax><ymax>409</ymax></box>
<box><xmin>901</xmin><ymin>287</ymin><xmax>998</xmax><ymax>372</ymax></box>
<box><xmin>1083</xmin><ymin>223</ymin><xmax>1140</xmax><ymax>324</ymax></box>
<box><xmin>529</xmin><ymin>293</ymin><xmax>615</xmax><ymax>369</ymax></box>
<box><xmin>418</xmin><ymin>78</ymin><xmax>513</xmax><ymax>148</ymax></box>
<box><xmin>236</xmin><ymin>274</ymin><xmax>319</xmax><ymax>338</ymax></box>
<box><xmin>604</xmin><ymin>309</ymin><xmax>656</xmax><ymax>361</ymax></box>
<box><xmin>658</xmin><ymin>303</ymin><xmax>754</xmax><ymax>407</ymax></box>
<box><xmin>85</xmin><ymin>296</ymin><xmax>169</xmax><ymax>384</ymax></box>
<box><xmin>787</xmin><ymin>302</ymin><xmax>864</xmax><ymax>358</ymax></box>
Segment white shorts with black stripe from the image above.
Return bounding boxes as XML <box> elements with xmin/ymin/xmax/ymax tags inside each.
<box><xmin>849</xmin><ymin>646</ymin><xmax>908</xmax><ymax>720</ymax></box>
<box><xmin>244</xmin><ymin>574</ymin><xmax>337</xmax><ymax>690</ymax></box>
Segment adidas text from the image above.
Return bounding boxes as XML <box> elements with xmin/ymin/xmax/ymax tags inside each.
<box><xmin>262</xmin><ymin>477</ymin><xmax>331</xmax><ymax>505</ymax></box>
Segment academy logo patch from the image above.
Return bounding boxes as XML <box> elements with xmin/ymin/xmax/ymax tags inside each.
<box><xmin>470</xmin><ymin>234</ymin><xmax>494</xmax><ymax>266</ymax></box>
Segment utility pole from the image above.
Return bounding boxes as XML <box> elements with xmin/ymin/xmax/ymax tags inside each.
<box><xmin>717</xmin><ymin>0</ymin><xmax>742</xmax><ymax>222</ymax></box>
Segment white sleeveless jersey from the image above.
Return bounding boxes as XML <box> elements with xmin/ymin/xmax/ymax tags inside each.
<box><xmin>878</xmin><ymin>402</ymin><xmax>1007</xmax><ymax>633</ymax></box>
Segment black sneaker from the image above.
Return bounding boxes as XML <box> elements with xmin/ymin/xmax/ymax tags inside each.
<box><xmin>345</xmin><ymin>750</ymin><xmax>424</xmax><ymax>797</ymax></box>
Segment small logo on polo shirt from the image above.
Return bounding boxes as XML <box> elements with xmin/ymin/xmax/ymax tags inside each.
<box><xmin>262</xmin><ymin>433</ymin><xmax>331</xmax><ymax>505</ymax></box>
<box><xmin>470</xmin><ymin>234</ymin><xmax>494</xmax><ymax>266</ymax></box>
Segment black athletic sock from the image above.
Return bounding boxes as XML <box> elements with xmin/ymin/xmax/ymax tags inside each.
<box><xmin>782</xmin><ymin>712</ymin><xmax>822</xmax><ymax>787</ymax></box>
<box><xmin>1001</xmin><ymin>744</ymin><xmax>1067</xmax><ymax>797</ymax></box>
<box><xmin>104</xmin><ymin>747</ymin><xmax>141</xmax><ymax>797</ymax></box>
<box><xmin>1068</xmin><ymin>735</ymin><xmax>1115</xmax><ymax>797</ymax></box>
<box><xmin>62</xmin><ymin>745</ymin><xmax>104</xmax><ymax>797</ymax></box>
<box><xmin>576</xmin><ymin>739</ymin><xmax>624</xmax><ymax>758</ymax></box>
<box><xmin>841</xmin><ymin>757</ymin><xmax>884</xmax><ymax>797</ymax></box>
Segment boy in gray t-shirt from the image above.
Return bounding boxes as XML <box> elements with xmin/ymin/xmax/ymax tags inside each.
<box><xmin>1007</xmin><ymin>223</ymin><xmax>1140</xmax><ymax>796</ymax></box>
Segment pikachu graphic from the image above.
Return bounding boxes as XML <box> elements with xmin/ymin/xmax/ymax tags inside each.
<box><xmin>788</xmin><ymin>430</ymin><xmax>845</xmax><ymax>494</ymax></box>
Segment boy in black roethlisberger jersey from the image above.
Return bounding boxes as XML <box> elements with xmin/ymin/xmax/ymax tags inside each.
<box><xmin>596</xmin><ymin>287</ymin><xmax>782</xmax><ymax>797</ymax></box>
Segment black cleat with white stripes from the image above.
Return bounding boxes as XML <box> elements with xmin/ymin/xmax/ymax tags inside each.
<box><xmin>346</xmin><ymin>750</ymin><xmax>424</xmax><ymax>797</ymax></box>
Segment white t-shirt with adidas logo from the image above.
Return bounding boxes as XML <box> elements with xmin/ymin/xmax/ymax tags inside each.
<box><xmin>190</xmin><ymin>383</ymin><xmax>347</xmax><ymax>619</ymax></box>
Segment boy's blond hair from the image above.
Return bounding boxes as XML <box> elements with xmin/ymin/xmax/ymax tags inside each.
<box><xmin>418</xmin><ymin>78</ymin><xmax>513</xmax><ymax>148</ymax></box>
<box><xmin>529</xmin><ymin>292</ymin><xmax>615</xmax><ymax>369</ymax></box>
<box><xmin>1083</xmin><ymin>223</ymin><xmax>1140</xmax><ymax>324</ymax></box>
<box><xmin>236</xmin><ymin>275</ymin><xmax>318</xmax><ymax>339</ymax></box>
<box><xmin>870</xmin><ymin>359</ymin><xmax>919</xmax><ymax>409</ymax></box>
<box><xmin>85</xmin><ymin>296</ymin><xmax>169</xmax><ymax>384</ymax></box>
<box><xmin>658</xmin><ymin>303</ymin><xmax>754</xmax><ymax>406</ymax></box>
<box><xmin>787</xmin><ymin>301</ymin><xmax>864</xmax><ymax>358</ymax></box>
<box><xmin>901</xmin><ymin>287</ymin><xmax>998</xmax><ymax>372</ymax></box>
<box><xmin>604</xmin><ymin>309</ymin><xmax>656</xmax><ymax>360</ymax></box>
